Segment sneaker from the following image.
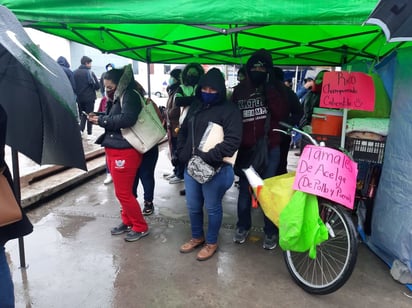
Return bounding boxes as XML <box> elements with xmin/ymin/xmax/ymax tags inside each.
<box><xmin>124</xmin><ymin>230</ymin><xmax>150</xmax><ymax>242</ymax></box>
<box><xmin>263</xmin><ymin>234</ymin><xmax>278</xmax><ymax>250</ymax></box>
<box><xmin>142</xmin><ymin>201</ymin><xmax>154</xmax><ymax>216</ymax></box>
<box><xmin>169</xmin><ymin>176</ymin><xmax>184</xmax><ymax>184</ymax></box>
<box><xmin>233</xmin><ymin>228</ymin><xmax>250</xmax><ymax>244</ymax></box>
<box><xmin>111</xmin><ymin>223</ymin><xmax>130</xmax><ymax>235</ymax></box>
<box><xmin>87</xmin><ymin>134</ymin><xmax>93</xmax><ymax>140</ymax></box>
<box><xmin>103</xmin><ymin>174</ymin><xmax>113</xmax><ymax>185</ymax></box>
<box><xmin>164</xmin><ymin>173</ymin><xmax>176</xmax><ymax>180</ymax></box>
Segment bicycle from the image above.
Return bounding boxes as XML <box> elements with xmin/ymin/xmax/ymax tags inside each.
<box><xmin>273</xmin><ymin>122</ymin><xmax>359</xmax><ymax>295</ymax></box>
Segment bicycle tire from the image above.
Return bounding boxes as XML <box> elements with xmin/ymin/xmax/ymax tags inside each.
<box><xmin>283</xmin><ymin>200</ymin><xmax>358</xmax><ymax>295</ymax></box>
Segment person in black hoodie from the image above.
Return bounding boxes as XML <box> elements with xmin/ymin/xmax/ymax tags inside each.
<box><xmin>0</xmin><ymin>105</ymin><xmax>33</xmax><ymax>306</ymax></box>
<box><xmin>56</xmin><ymin>56</ymin><xmax>76</xmax><ymax>95</ymax></box>
<box><xmin>177</xmin><ymin>68</ymin><xmax>242</xmax><ymax>261</ymax></box>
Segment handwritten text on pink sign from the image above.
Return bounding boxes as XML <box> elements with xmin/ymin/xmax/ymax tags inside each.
<box><xmin>293</xmin><ymin>145</ymin><xmax>358</xmax><ymax>209</ymax></box>
<box><xmin>320</xmin><ymin>71</ymin><xmax>375</xmax><ymax>111</ymax></box>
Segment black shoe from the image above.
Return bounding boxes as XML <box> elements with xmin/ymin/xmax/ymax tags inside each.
<box><xmin>124</xmin><ymin>230</ymin><xmax>150</xmax><ymax>242</ymax></box>
<box><xmin>142</xmin><ymin>201</ymin><xmax>154</xmax><ymax>216</ymax></box>
<box><xmin>179</xmin><ymin>189</ymin><xmax>186</xmax><ymax>196</ymax></box>
<box><xmin>111</xmin><ymin>223</ymin><xmax>130</xmax><ymax>235</ymax></box>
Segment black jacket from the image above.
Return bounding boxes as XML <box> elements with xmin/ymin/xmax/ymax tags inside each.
<box><xmin>0</xmin><ymin>105</ymin><xmax>33</xmax><ymax>246</ymax></box>
<box><xmin>57</xmin><ymin>56</ymin><xmax>76</xmax><ymax>94</ymax></box>
<box><xmin>177</xmin><ymin>68</ymin><xmax>242</xmax><ymax>168</ymax></box>
<box><xmin>73</xmin><ymin>64</ymin><xmax>100</xmax><ymax>102</ymax></box>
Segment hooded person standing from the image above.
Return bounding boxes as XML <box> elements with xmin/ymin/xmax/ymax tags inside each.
<box><xmin>177</xmin><ymin>68</ymin><xmax>242</xmax><ymax>261</ymax></box>
<box><xmin>232</xmin><ymin>49</ymin><xmax>290</xmax><ymax>250</ymax></box>
<box><xmin>57</xmin><ymin>56</ymin><xmax>76</xmax><ymax>95</ymax></box>
<box><xmin>74</xmin><ymin>56</ymin><xmax>100</xmax><ymax>140</ymax></box>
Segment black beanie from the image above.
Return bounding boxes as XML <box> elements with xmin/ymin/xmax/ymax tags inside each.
<box><xmin>170</xmin><ymin>68</ymin><xmax>182</xmax><ymax>81</ymax></box>
<box><xmin>246</xmin><ymin>49</ymin><xmax>273</xmax><ymax>73</ymax></box>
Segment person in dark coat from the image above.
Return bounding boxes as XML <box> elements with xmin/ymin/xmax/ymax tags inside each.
<box><xmin>0</xmin><ymin>105</ymin><xmax>33</xmax><ymax>306</ymax></box>
<box><xmin>232</xmin><ymin>49</ymin><xmax>290</xmax><ymax>250</ymax></box>
<box><xmin>56</xmin><ymin>56</ymin><xmax>76</xmax><ymax>95</ymax></box>
<box><xmin>177</xmin><ymin>68</ymin><xmax>242</xmax><ymax>261</ymax></box>
<box><xmin>88</xmin><ymin>65</ymin><xmax>149</xmax><ymax>242</ymax></box>
<box><xmin>73</xmin><ymin>56</ymin><xmax>100</xmax><ymax>139</ymax></box>
<box><xmin>271</xmin><ymin>66</ymin><xmax>303</xmax><ymax>175</ymax></box>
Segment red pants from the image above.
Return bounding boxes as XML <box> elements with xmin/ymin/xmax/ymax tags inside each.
<box><xmin>105</xmin><ymin>147</ymin><xmax>148</xmax><ymax>232</ymax></box>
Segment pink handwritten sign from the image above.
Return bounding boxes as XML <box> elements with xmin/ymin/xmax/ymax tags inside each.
<box><xmin>320</xmin><ymin>71</ymin><xmax>375</xmax><ymax>111</ymax></box>
<box><xmin>293</xmin><ymin>145</ymin><xmax>358</xmax><ymax>209</ymax></box>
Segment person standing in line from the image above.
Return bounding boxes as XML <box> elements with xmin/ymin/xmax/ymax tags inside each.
<box><xmin>87</xmin><ymin>65</ymin><xmax>149</xmax><ymax>242</ymax></box>
<box><xmin>177</xmin><ymin>68</ymin><xmax>242</xmax><ymax>261</ymax></box>
<box><xmin>232</xmin><ymin>49</ymin><xmax>290</xmax><ymax>250</ymax></box>
<box><xmin>132</xmin><ymin>82</ymin><xmax>162</xmax><ymax>217</ymax></box>
<box><xmin>74</xmin><ymin>56</ymin><xmax>100</xmax><ymax>140</ymax></box>
<box><xmin>0</xmin><ymin>105</ymin><xmax>34</xmax><ymax>307</ymax></box>
<box><xmin>57</xmin><ymin>56</ymin><xmax>77</xmax><ymax>96</ymax></box>
<box><xmin>99</xmin><ymin>63</ymin><xmax>115</xmax><ymax>185</ymax></box>
<box><xmin>169</xmin><ymin>62</ymin><xmax>205</xmax><ymax>185</ymax></box>
<box><xmin>271</xmin><ymin>67</ymin><xmax>303</xmax><ymax>175</ymax></box>
<box><xmin>163</xmin><ymin>68</ymin><xmax>183</xmax><ymax>182</ymax></box>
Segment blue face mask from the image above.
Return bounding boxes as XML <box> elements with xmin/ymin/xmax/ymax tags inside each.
<box><xmin>201</xmin><ymin>92</ymin><xmax>219</xmax><ymax>104</ymax></box>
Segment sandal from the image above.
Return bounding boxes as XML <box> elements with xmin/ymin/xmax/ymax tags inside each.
<box><xmin>142</xmin><ymin>201</ymin><xmax>154</xmax><ymax>216</ymax></box>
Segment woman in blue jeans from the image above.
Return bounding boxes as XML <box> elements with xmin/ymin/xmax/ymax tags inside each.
<box><xmin>177</xmin><ymin>68</ymin><xmax>242</xmax><ymax>261</ymax></box>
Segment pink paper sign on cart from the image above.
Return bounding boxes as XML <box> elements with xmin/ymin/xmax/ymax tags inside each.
<box><xmin>320</xmin><ymin>71</ymin><xmax>375</xmax><ymax>111</ymax></box>
<box><xmin>293</xmin><ymin>145</ymin><xmax>358</xmax><ymax>209</ymax></box>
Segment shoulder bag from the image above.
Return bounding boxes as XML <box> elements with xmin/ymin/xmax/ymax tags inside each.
<box><xmin>121</xmin><ymin>90</ymin><xmax>166</xmax><ymax>153</ymax></box>
<box><xmin>187</xmin><ymin>115</ymin><xmax>219</xmax><ymax>184</ymax></box>
<box><xmin>0</xmin><ymin>166</ymin><xmax>22</xmax><ymax>227</ymax></box>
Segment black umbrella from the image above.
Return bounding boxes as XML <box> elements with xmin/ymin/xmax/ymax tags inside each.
<box><xmin>0</xmin><ymin>5</ymin><xmax>87</xmax><ymax>266</ymax></box>
<box><xmin>365</xmin><ymin>0</ymin><xmax>412</xmax><ymax>42</ymax></box>
<box><xmin>0</xmin><ymin>5</ymin><xmax>86</xmax><ymax>170</ymax></box>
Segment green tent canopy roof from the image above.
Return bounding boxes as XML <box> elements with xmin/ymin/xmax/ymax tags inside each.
<box><xmin>1</xmin><ymin>0</ymin><xmax>410</xmax><ymax>65</ymax></box>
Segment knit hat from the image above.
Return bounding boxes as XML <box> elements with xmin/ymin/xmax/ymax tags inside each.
<box><xmin>246</xmin><ymin>49</ymin><xmax>273</xmax><ymax>73</ymax></box>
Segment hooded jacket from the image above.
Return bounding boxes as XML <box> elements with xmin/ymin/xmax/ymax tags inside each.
<box><xmin>57</xmin><ymin>56</ymin><xmax>76</xmax><ymax>94</ymax></box>
<box><xmin>177</xmin><ymin>68</ymin><xmax>242</xmax><ymax>168</ymax></box>
<box><xmin>96</xmin><ymin>65</ymin><xmax>142</xmax><ymax>149</ymax></box>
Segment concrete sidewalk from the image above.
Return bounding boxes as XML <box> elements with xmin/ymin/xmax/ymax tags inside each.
<box><xmin>5</xmin><ymin>143</ymin><xmax>412</xmax><ymax>307</ymax></box>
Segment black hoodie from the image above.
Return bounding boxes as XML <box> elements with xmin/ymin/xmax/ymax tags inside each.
<box><xmin>177</xmin><ymin>68</ymin><xmax>242</xmax><ymax>168</ymax></box>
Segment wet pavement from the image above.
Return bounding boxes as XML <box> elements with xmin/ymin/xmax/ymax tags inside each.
<box><xmin>4</xmin><ymin>139</ymin><xmax>412</xmax><ymax>307</ymax></box>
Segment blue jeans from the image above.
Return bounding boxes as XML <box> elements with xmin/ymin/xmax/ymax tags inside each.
<box><xmin>0</xmin><ymin>246</ymin><xmax>14</xmax><ymax>307</ymax></box>
<box><xmin>133</xmin><ymin>146</ymin><xmax>159</xmax><ymax>202</ymax></box>
<box><xmin>184</xmin><ymin>164</ymin><xmax>234</xmax><ymax>244</ymax></box>
<box><xmin>236</xmin><ymin>146</ymin><xmax>280</xmax><ymax>236</ymax></box>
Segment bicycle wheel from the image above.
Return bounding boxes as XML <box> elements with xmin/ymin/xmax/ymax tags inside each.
<box><xmin>283</xmin><ymin>200</ymin><xmax>358</xmax><ymax>295</ymax></box>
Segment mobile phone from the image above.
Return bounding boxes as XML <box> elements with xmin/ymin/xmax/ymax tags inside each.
<box><xmin>82</xmin><ymin>111</ymin><xmax>89</xmax><ymax>116</ymax></box>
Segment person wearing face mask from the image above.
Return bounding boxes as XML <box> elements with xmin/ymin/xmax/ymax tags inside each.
<box><xmin>163</xmin><ymin>68</ymin><xmax>184</xmax><ymax>183</ymax></box>
<box><xmin>88</xmin><ymin>65</ymin><xmax>150</xmax><ymax>243</ymax></box>
<box><xmin>232</xmin><ymin>49</ymin><xmax>290</xmax><ymax>250</ymax></box>
<box><xmin>169</xmin><ymin>63</ymin><xmax>205</xmax><ymax>186</ymax></box>
<box><xmin>298</xmin><ymin>70</ymin><xmax>329</xmax><ymax>130</ymax></box>
<box><xmin>176</xmin><ymin>68</ymin><xmax>242</xmax><ymax>261</ymax></box>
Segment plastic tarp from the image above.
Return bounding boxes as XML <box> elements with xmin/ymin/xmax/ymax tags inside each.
<box><xmin>1</xmin><ymin>1</ymin><xmax>412</xmax><ymax>65</ymax></box>
<box><xmin>369</xmin><ymin>47</ymin><xmax>412</xmax><ymax>278</ymax></box>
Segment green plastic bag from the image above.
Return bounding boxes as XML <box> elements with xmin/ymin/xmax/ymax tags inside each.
<box><xmin>279</xmin><ymin>191</ymin><xmax>329</xmax><ymax>259</ymax></box>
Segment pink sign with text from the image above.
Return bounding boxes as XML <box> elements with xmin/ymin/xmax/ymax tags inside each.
<box><xmin>293</xmin><ymin>145</ymin><xmax>358</xmax><ymax>209</ymax></box>
<box><xmin>320</xmin><ymin>71</ymin><xmax>375</xmax><ymax>111</ymax></box>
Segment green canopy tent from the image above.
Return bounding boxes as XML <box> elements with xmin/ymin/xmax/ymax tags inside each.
<box><xmin>1</xmin><ymin>0</ymin><xmax>411</xmax><ymax>66</ymax></box>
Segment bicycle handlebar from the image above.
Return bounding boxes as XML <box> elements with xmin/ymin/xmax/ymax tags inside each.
<box><xmin>277</xmin><ymin>122</ymin><xmax>319</xmax><ymax>146</ymax></box>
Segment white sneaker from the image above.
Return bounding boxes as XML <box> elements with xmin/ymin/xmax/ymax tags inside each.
<box><xmin>103</xmin><ymin>174</ymin><xmax>113</xmax><ymax>185</ymax></box>
<box><xmin>169</xmin><ymin>176</ymin><xmax>184</xmax><ymax>184</ymax></box>
<box><xmin>164</xmin><ymin>173</ymin><xmax>176</xmax><ymax>180</ymax></box>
